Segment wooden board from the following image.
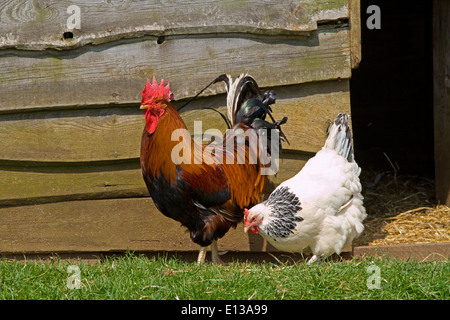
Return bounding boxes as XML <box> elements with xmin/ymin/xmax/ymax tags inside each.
<box><xmin>0</xmin><ymin>197</ymin><xmax>203</xmax><ymax>254</ymax></box>
<box><xmin>0</xmin><ymin>0</ymin><xmax>349</xmax><ymax>50</ymax></box>
<box><xmin>354</xmin><ymin>243</ymin><xmax>450</xmax><ymax>262</ymax></box>
<box><xmin>0</xmin><ymin>162</ymin><xmax>145</xmax><ymax>207</ymax></box>
<box><xmin>433</xmin><ymin>0</ymin><xmax>450</xmax><ymax>205</ymax></box>
<box><xmin>0</xmin><ymin>29</ymin><xmax>351</xmax><ymax>112</ymax></box>
<box><xmin>349</xmin><ymin>0</ymin><xmax>361</xmax><ymax>68</ymax></box>
<box><xmin>0</xmin><ymin>79</ymin><xmax>349</xmax><ymax>163</ymax></box>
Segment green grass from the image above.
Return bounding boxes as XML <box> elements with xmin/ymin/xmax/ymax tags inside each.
<box><xmin>0</xmin><ymin>253</ymin><xmax>448</xmax><ymax>300</ymax></box>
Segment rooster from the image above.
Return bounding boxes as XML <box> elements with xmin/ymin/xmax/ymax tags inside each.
<box><xmin>244</xmin><ymin>113</ymin><xmax>366</xmax><ymax>264</ymax></box>
<box><xmin>140</xmin><ymin>74</ymin><xmax>287</xmax><ymax>263</ymax></box>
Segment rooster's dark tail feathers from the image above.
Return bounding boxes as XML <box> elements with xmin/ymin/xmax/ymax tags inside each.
<box><xmin>222</xmin><ymin>74</ymin><xmax>289</xmax><ymax>153</ymax></box>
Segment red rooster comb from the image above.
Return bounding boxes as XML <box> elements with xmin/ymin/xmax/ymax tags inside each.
<box><xmin>141</xmin><ymin>76</ymin><xmax>174</xmax><ymax>106</ymax></box>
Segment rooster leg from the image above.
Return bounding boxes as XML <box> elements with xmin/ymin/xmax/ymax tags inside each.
<box><xmin>211</xmin><ymin>240</ymin><xmax>224</xmax><ymax>264</ymax></box>
<box><xmin>197</xmin><ymin>246</ymin><xmax>208</xmax><ymax>264</ymax></box>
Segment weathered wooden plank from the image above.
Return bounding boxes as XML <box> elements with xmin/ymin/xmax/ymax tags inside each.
<box><xmin>0</xmin><ymin>0</ymin><xmax>349</xmax><ymax>50</ymax></box>
<box><xmin>0</xmin><ymin>29</ymin><xmax>351</xmax><ymax>112</ymax></box>
<box><xmin>433</xmin><ymin>0</ymin><xmax>450</xmax><ymax>206</ymax></box>
<box><xmin>0</xmin><ymin>105</ymin><xmax>228</xmax><ymax>163</ymax></box>
<box><xmin>0</xmin><ymin>107</ymin><xmax>143</xmax><ymax>162</ymax></box>
<box><xmin>0</xmin><ymin>151</ymin><xmax>310</xmax><ymax>207</ymax></box>
<box><xmin>354</xmin><ymin>243</ymin><xmax>450</xmax><ymax>261</ymax></box>
<box><xmin>349</xmin><ymin>0</ymin><xmax>361</xmax><ymax>68</ymax></box>
<box><xmin>0</xmin><ymin>162</ymin><xmax>146</xmax><ymax>207</ymax></box>
<box><xmin>0</xmin><ymin>80</ymin><xmax>349</xmax><ymax>163</ymax></box>
<box><xmin>0</xmin><ymin>198</ymin><xmax>197</xmax><ymax>254</ymax></box>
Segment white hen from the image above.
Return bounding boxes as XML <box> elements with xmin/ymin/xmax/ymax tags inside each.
<box><xmin>244</xmin><ymin>113</ymin><xmax>367</xmax><ymax>264</ymax></box>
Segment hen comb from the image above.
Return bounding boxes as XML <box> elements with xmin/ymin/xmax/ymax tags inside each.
<box><xmin>244</xmin><ymin>208</ymin><xmax>249</xmax><ymax>218</ymax></box>
<box><xmin>141</xmin><ymin>76</ymin><xmax>174</xmax><ymax>105</ymax></box>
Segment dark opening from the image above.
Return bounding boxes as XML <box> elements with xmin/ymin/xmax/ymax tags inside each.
<box><xmin>157</xmin><ymin>36</ymin><xmax>165</xmax><ymax>44</ymax></box>
<box><xmin>63</xmin><ymin>31</ymin><xmax>74</xmax><ymax>40</ymax></box>
<box><xmin>350</xmin><ymin>0</ymin><xmax>434</xmax><ymax>177</ymax></box>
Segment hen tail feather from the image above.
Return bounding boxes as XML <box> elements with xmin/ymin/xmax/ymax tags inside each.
<box><xmin>324</xmin><ymin>113</ymin><xmax>354</xmax><ymax>162</ymax></box>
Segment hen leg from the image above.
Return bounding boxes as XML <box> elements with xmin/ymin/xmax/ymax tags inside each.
<box><xmin>197</xmin><ymin>246</ymin><xmax>208</xmax><ymax>264</ymax></box>
<box><xmin>211</xmin><ymin>240</ymin><xmax>224</xmax><ymax>264</ymax></box>
<box><xmin>307</xmin><ymin>254</ymin><xmax>321</xmax><ymax>265</ymax></box>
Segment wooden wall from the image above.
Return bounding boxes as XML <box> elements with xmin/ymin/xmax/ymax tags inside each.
<box><xmin>433</xmin><ymin>0</ymin><xmax>450</xmax><ymax>206</ymax></box>
<box><xmin>0</xmin><ymin>0</ymin><xmax>360</xmax><ymax>255</ymax></box>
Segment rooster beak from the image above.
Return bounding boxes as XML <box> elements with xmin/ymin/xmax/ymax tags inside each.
<box><xmin>140</xmin><ymin>103</ymin><xmax>167</xmax><ymax>109</ymax></box>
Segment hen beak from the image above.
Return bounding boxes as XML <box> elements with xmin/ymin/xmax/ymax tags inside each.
<box><xmin>244</xmin><ymin>225</ymin><xmax>250</xmax><ymax>233</ymax></box>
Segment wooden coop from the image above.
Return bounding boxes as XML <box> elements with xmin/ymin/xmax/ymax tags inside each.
<box><xmin>0</xmin><ymin>0</ymin><xmax>448</xmax><ymax>260</ymax></box>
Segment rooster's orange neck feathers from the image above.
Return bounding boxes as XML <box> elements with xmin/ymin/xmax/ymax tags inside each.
<box><xmin>141</xmin><ymin>103</ymin><xmax>189</xmax><ymax>183</ymax></box>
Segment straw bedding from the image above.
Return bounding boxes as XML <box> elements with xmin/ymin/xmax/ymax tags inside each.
<box><xmin>354</xmin><ymin>170</ymin><xmax>450</xmax><ymax>246</ymax></box>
